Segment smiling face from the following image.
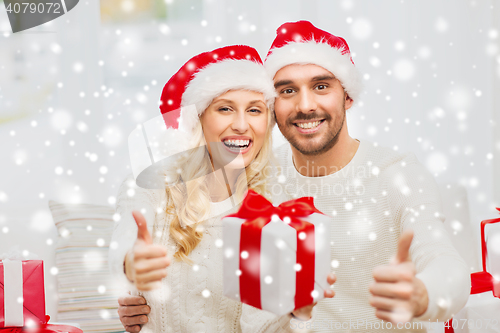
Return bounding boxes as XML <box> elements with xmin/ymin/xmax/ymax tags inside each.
<box><xmin>273</xmin><ymin>64</ymin><xmax>353</xmax><ymax>156</ymax></box>
<box><xmin>200</xmin><ymin>90</ymin><xmax>269</xmax><ymax>170</ymax></box>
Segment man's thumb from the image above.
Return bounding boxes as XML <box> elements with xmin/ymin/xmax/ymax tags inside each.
<box><xmin>132</xmin><ymin>211</ymin><xmax>152</xmax><ymax>244</ymax></box>
<box><xmin>395</xmin><ymin>230</ymin><xmax>413</xmax><ymax>264</ymax></box>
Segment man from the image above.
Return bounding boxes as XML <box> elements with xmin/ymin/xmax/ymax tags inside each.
<box><xmin>117</xmin><ymin>21</ymin><xmax>470</xmax><ymax>332</ymax></box>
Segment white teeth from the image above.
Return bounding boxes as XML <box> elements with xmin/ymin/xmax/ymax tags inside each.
<box><xmin>297</xmin><ymin>121</ymin><xmax>321</xmax><ymax>129</ymax></box>
<box><xmin>224</xmin><ymin>139</ymin><xmax>250</xmax><ymax>147</ymax></box>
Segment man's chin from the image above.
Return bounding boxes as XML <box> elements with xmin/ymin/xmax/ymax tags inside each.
<box><xmin>290</xmin><ymin>141</ymin><xmax>327</xmax><ymax>156</ymax></box>
<box><xmin>286</xmin><ymin>132</ymin><xmax>340</xmax><ymax>156</ymax></box>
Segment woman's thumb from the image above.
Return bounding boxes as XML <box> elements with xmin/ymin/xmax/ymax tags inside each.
<box><xmin>132</xmin><ymin>211</ymin><xmax>152</xmax><ymax>244</ymax></box>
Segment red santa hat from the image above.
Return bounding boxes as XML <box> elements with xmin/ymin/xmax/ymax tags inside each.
<box><xmin>265</xmin><ymin>21</ymin><xmax>363</xmax><ymax>102</ymax></box>
<box><xmin>159</xmin><ymin>45</ymin><xmax>276</xmax><ymax>132</ymax></box>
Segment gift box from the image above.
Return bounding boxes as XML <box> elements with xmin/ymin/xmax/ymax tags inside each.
<box><xmin>0</xmin><ymin>315</ymin><xmax>82</xmax><ymax>333</ymax></box>
<box><xmin>223</xmin><ymin>190</ymin><xmax>331</xmax><ymax>316</ymax></box>
<box><xmin>0</xmin><ymin>260</ymin><xmax>46</xmax><ymax>328</ymax></box>
<box><xmin>445</xmin><ymin>208</ymin><xmax>500</xmax><ymax>333</ymax></box>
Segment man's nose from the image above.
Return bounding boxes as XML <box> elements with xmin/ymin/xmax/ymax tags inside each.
<box><xmin>297</xmin><ymin>89</ymin><xmax>317</xmax><ymax>113</ymax></box>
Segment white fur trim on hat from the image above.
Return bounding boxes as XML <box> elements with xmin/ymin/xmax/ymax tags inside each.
<box><xmin>181</xmin><ymin>59</ymin><xmax>277</xmax><ymax>115</ymax></box>
<box><xmin>265</xmin><ymin>41</ymin><xmax>363</xmax><ymax>102</ymax></box>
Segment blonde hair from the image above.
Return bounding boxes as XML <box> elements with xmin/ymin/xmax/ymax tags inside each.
<box><xmin>164</xmin><ymin>99</ymin><xmax>275</xmax><ymax>263</ymax></box>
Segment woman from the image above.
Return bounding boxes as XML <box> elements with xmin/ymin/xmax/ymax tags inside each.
<box><xmin>110</xmin><ymin>45</ymin><xmax>332</xmax><ymax>333</ymax></box>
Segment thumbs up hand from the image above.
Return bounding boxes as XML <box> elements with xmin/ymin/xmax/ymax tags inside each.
<box><xmin>369</xmin><ymin>230</ymin><xmax>429</xmax><ymax>324</ymax></box>
<box><xmin>124</xmin><ymin>211</ymin><xmax>170</xmax><ymax>291</ymax></box>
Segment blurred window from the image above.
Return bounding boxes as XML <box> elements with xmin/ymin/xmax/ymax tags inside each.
<box><xmin>100</xmin><ymin>0</ymin><xmax>202</xmax><ymax>23</ymax></box>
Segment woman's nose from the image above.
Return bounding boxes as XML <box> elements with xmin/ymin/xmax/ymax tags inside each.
<box><xmin>231</xmin><ymin>112</ymin><xmax>249</xmax><ymax>133</ymax></box>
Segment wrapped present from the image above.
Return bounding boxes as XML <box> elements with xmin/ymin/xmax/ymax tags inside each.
<box><xmin>0</xmin><ymin>325</ymin><xmax>81</xmax><ymax>333</ymax></box>
<box><xmin>223</xmin><ymin>190</ymin><xmax>331</xmax><ymax>316</ymax></box>
<box><xmin>0</xmin><ymin>315</ymin><xmax>83</xmax><ymax>332</ymax></box>
<box><xmin>0</xmin><ymin>260</ymin><xmax>46</xmax><ymax>328</ymax></box>
<box><xmin>445</xmin><ymin>208</ymin><xmax>500</xmax><ymax>333</ymax></box>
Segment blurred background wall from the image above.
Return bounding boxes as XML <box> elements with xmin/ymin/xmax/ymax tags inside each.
<box><xmin>0</xmin><ymin>0</ymin><xmax>499</xmax><ymax>318</ymax></box>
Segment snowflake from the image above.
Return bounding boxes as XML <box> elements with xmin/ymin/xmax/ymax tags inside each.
<box><xmin>394</xmin><ymin>41</ymin><xmax>405</xmax><ymax>51</ymax></box>
<box><xmin>340</xmin><ymin>0</ymin><xmax>354</xmax><ymax>10</ymax></box>
<box><xmin>100</xmin><ymin>309</ymin><xmax>111</xmax><ymax>320</ymax></box>
<box><xmin>202</xmin><ymin>289</ymin><xmax>211</xmax><ymax>298</ymax></box>
<box><xmin>435</xmin><ymin>17</ymin><xmax>449</xmax><ymax>33</ymax></box>
<box><xmin>83</xmin><ymin>251</ymin><xmax>104</xmax><ymax>271</ymax></box>
<box><xmin>350</xmin><ymin>18</ymin><xmax>372</xmax><ymax>40</ymax></box>
<box><xmin>450</xmin><ymin>220</ymin><xmax>463</xmax><ymax>232</ymax></box>
<box><xmin>418</xmin><ymin>46</ymin><xmax>432</xmax><ymax>59</ymax></box>
<box><xmin>73</xmin><ymin>62</ymin><xmax>84</xmax><ymax>73</ymax></box>
<box><xmin>50</xmin><ymin>43</ymin><xmax>62</xmax><ymax>54</ymax></box>
<box><xmin>393</xmin><ymin>59</ymin><xmax>415</xmax><ymax>81</ymax></box>
<box><xmin>369</xmin><ymin>56</ymin><xmax>381</xmax><ymax>68</ymax></box>
<box><xmin>425</xmin><ymin>152</ymin><xmax>448</xmax><ymax>174</ymax></box>
<box><xmin>30</xmin><ymin>210</ymin><xmax>53</xmax><ymax>232</ymax></box>
<box><xmin>50</xmin><ymin>110</ymin><xmax>73</xmax><ymax>130</ymax></box>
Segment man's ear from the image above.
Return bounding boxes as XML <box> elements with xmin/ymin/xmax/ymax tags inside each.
<box><xmin>345</xmin><ymin>93</ymin><xmax>354</xmax><ymax>111</ymax></box>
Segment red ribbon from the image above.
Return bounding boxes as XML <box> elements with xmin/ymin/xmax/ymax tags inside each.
<box><xmin>227</xmin><ymin>190</ymin><xmax>322</xmax><ymax>310</ymax></box>
<box><xmin>445</xmin><ymin>208</ymin><xmax>500</xmax><ymax>333</ymax></box>
<box><xmin>471</xmin><ymin>207</ymin><xmax>500</xmax><ymax>298</ymax></box>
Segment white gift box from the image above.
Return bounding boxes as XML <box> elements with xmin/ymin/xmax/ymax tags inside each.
<box><xmin>485</xmin><ymin>222</ymin><xmax>500</xmax><ymax>281</ymax></box>
<box><xmin>437</xmin><ymin>212</ymin><xmax>500</xmax><ymax>333</ymax></box>
<box><xmin>223</xmin><ymin>203</ymin><xmax>331</xmax><ymax>316</ymax></box>
<box><xmin>451</xmin><ymin>292</ymin><xmax>500</xmax><ymax>333</ymax></box>
<box><xmin>450</xmin><ymin>221</ymin><xmax>500</xmax><ymax>333</ymax></box>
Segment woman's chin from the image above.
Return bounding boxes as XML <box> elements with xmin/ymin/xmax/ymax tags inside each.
<box><xmin>210</xmin><ymin>144</ymin><xmax>256</xmax><ymax>170</ymax></box>
<box><xmin>223</xmin><ymin>157</ymin><xmax>250</xmax><ymax>171</ymax></box>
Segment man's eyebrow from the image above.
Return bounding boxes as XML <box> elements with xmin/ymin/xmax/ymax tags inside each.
<box><xmin>274</xmin><ymin>75</ymin><xmax>336</xmax><ymax>89</ymax></box>
<box><xmin>311</xmin><ymin>75</ymin><xmax>336</xmax><ymax>82</ymax></box>
<box><xmin>274</xmin><ymin>80</ymin><xmax>293</xmax><ymax>89</ymax></box>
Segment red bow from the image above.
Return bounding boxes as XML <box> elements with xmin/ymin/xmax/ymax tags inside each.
<box><xmin>228</xmin><ymin>189</ymin><xmax>322</xmax><ymax>221</ymax></box>
<box><xmin>227</xmin><ymin>190</ymin><xmax>322</xmax><ymax>310</ymax></box>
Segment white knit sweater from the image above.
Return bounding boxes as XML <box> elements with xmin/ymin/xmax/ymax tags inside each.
<box><xmin>273</xmin><ymin>140</ymin><xmax>471</xmax><ymax>333</ymax></box>
<box><xmin>110</xmin><ymin>139</ymin><xmax>470</xmax><ymax>333</ymax></box>
<box><xmin>109</xmin><ymin>176</ymin><xmax>294</xmax><ymax>333</ymax></box>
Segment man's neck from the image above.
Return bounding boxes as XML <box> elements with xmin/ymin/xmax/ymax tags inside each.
<box><xmin>291</xmin><ymin>132</ymin><xmax>360</xmax><ymax>177</ymax></box>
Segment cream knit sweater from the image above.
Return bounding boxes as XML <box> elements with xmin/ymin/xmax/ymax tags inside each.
<box><xmin>273</xmin><ymin>140</ymin><xmax>471</xmax><ymax>333</ymax></box>
<box><xmin>109</xmin><ymin>176</ymin><xmax>294</xmax><ymax>333</ymax></box>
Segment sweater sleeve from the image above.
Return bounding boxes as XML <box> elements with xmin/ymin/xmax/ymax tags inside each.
<box><xmin>383</xmin><ymin>154</ymin><xmax>470</xmax><ymax>322</ymax></box>
<box><xmin>108</xmin><ymin>174</ymin><xmax>163</xmax><ymax>284</ymax></box>
<box><xmin>240</xmin><ymin>304</ymin><xmax>295</xmax><ymax>333</ymax></box>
